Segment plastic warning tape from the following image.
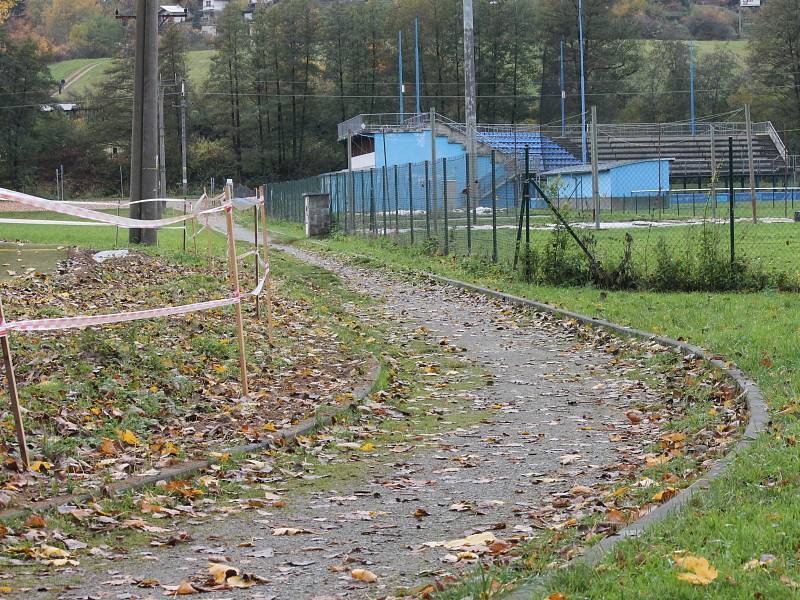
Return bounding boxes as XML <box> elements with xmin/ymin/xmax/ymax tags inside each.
<box><xmin>0</xmin><ymin>296</ymin><xmax>239</xmax><ymax>337</ymax></box>
<box><xmin>0</xmin><ymin>188</ymin><xmax>225</xmax><ymax>229</ymax></box>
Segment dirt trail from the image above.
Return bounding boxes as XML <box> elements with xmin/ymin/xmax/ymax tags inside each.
<box><xmin>42</xmin><ymin>226</ymin><xmax>666</xmax><ymax>599</ymax></box>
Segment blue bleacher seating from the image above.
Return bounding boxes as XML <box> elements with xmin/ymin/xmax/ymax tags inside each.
<box><xmin>476</xmin><ymin>132</ymin><xmax>580</xmax><ymax>171</ymax></box>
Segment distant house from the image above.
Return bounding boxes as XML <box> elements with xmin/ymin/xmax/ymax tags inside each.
<box><xmin>159</xmin><ymin>5</ymin><xmax>187</xmax><ymax>22</ymax></box>
<box><xmin>201</xmin><ymin>0</ymin><xmax>276</xmax><ymax>34</ymax></box>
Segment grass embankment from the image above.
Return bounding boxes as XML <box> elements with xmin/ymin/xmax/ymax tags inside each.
<box><xmin>266</xmin><ymin>221</ymin><xmax>800</xmax><ymax>599</ymax></box>
<box><xmin>49</xmin><ymin>50</ymin><xmax>216</xmax><ymax>98</ymax></box>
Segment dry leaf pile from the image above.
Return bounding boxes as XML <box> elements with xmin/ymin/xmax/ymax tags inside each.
<box><xmin>0</xmin><ymin>249</ymin><xmax>367</xmax><ymax>509</ymax></box>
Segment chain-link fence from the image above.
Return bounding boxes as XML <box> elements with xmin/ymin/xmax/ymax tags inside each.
<box><xmin>266</xmin><ymin>126</ymin><xmax>800</xmax><ymax>291</ymax></box>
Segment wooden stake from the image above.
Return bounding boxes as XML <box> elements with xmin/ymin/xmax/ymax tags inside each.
<box><xmin>259</xmin><ymin>185</ymin><xmax>274</xmax><ymax>343</ymax></box>
<box><xmin>224</xmin><ymin>188</ymin><xmax>249</xmax><ymax>396</ymax></box>
<box><xmin>253</xmin><ymin>204</ymin><xmax>260</xmax><ymax>320</ymax></box>
<box><xmin>0</xmin><ymin>297</ymin><xmax>29</xmax><ymax>468</ymax></box>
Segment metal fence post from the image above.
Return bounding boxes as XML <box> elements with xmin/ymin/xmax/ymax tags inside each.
<box><xmin>443</xmin><ymin>157</ymin><xmax>449</xmax><ymax>255</ymax></box>
<box><xmin>466</xmin><ymin>156</ymin><xmax>472</xmax><ymax>255</ymax></box>
<box><xmin>728</xmin><ymin>136</ymin><xmax>735</xmax><ymax>265</ymax></box>
<box><xmin>382</xmin><ymin>165</ymin><xmax>388</xmax><ymax>236</ymax></box>
<box><xmin>408</xmin><ymin>162</ymin><xmax>414</xmax><ymax>244</ymax></box>
<box><xmin>491</xmin><ymin>150</ymin><xmax>497</xmax><ymax>263</ymax></box>
<box><xmin>425</xmin><ymin>160</ymin><xmax>431</xmax><ymax>238</ymax></box>
<box><xmin>525</xmin><ymin>146</ymin><xmax>530</xmax><ymax>252</ymax></box>
<box><xmin>745</xmin><ymin>103</ymin><xmax>757</xmax><ymax>223</ymax></box>
<box><xmin>590</xmin><ymin>106</ymin><xmax>600</xmax><ymax>230</ymax></box>
<box><xmin>394</xmin><ymin>165</ymin><xmax>399</xmax><ymax>235</ymax></box>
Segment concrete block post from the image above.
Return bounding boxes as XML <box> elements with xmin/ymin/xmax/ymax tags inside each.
<box><xmin>304</xmin><ymin>193</ymin><xmax>331</xmax><ymax>237</ymax></box>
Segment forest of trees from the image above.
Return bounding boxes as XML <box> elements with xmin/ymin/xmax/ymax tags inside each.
<box><xmin>1</xmin><ymin>0</ymin><xmax>799</xmax><ymax>195</ymax></box>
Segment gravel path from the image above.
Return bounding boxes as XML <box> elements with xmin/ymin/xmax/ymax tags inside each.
<box><xmin>38</xmin><ymin>226</ymin><xmax>665</xmax><ymax>600</ymax></box>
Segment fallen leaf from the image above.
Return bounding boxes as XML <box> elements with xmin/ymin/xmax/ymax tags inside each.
<box><xmin>625</xmin><ymin>410</ymin><xmax>644</xmax><ymax>424</ymax></box>
<box><xmin>442</xmin><ymin>532</ymin><xmax>497</xmax><ymax>550</ymax></box>
<box><xmin>350</xmin><ymin>569</ymin><xmax>378</xmax><ymax>583</ymax></box>
<box><xmin>674</xmin><ymin>555</ymin><xmax>718</xmax><ymax>585</ymax></box>
<box><xmin>162</xmin><ymin>580</ymin><xmax>198</xmax><ymax>595</ymax></box>
<box><xmin>28</xmin><ymin>461</ymin><xmax>52</xmax><ymax>473</ymax></box>
<box><xmin>272</xmin><ymin>527</ymin><xmax>309</xmax><ymax>536</ymax></box>
<box><xmin>653</xmin><ymin>487</ymin><xmax>679</xmax><ymax>503</ymax></box>
<box><xmin>559</xmin><ymin>453</ymin><xmax>581</xmax><ymax>465</ymax></box>
<box><xmin>118</xmin><ymin>429</ymin><xmax>141</xmax><ymax>446</ymax></box>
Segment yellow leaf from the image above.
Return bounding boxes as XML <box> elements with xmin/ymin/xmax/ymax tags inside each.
<box><xmin>226</xmin><ymin>575</ymin><xmax>256</xmax><ymax>589</ymax></box>
<box><xmin>674</xmin><ymin>555</ymin><xmax>718</xmax><ymax>585</ymax></box>
<box><xmin>263</xmin><ymin>422</ymin><xmax>277</xmax><ymax>432</ymax></box>
<box><xmin>161</xmin><ymin>441</ymin><xmax>179</xmax><ymax>457</ymax></box>
<box><xmin>212</xmin><ymin>363</ymin><xmax>226</xmax><ymax>373</ymax></box>
<box><xmin>350</xmin><ymin>568</ymin><xmax>378</xmax><ymax>583</ymax></box>
<box><xmin>208</xmin><ymin>563</ymin><xmax>237</xmax><ymax>585</ymax></box>
<box><xmin>29</xmin><ymin>461</ymin><xmax>52</xmax><ymax>473</ymax></box>
<box><xmin>653</xmin><ymin>487</ymin><xmax>679</xmax><ymax>503</ymax></box>
<box><xmin>118</xmin><ymin>429</ymin><xmax>141</xmax><ymax>446</ymax></box>
<box><xmin>359</xmin><ymin>442</ymin><xmax>375</xmax><ymax>452</ymax></box>
<box><xmin>39</xmin><ymin>544</ymin><xmax>70</xmax><ymax>558</ymax></box>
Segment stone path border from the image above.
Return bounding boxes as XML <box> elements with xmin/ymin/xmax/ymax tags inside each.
<box><xmin>424</xmin><ymin>274</ymin><xmax>769</xmax><ymax>599</ymax></box>
<box><xmin>0</xmin><ymin>357</ymin><xmax>381</xmax><ymax>523</ymax></box>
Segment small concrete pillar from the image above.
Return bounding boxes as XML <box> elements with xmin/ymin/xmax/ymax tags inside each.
<box><xmin>304</xmin><ymin>193</ymin><xmax>331</xmax><ymax>237</ymax></box>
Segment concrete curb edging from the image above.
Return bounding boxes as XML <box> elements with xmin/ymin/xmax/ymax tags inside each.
<box><xmin>0</xmin><ymin>356</ymin><xmax>381</xmax><ymax>523</ymax></box>
<box><xmin>424</xmin><ymin>274</ymin><xmax>769</xmax><ymax>600</ymax></box>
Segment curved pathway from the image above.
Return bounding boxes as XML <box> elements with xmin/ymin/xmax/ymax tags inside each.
<box><xmin>50</xmin><ymin>233</ymin><xmax>669</xmax><ymax>599</ymax></box>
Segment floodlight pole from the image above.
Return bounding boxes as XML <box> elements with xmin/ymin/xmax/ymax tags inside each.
<box><xmin>398</xmin><ymin>30</ymin><xmax>404</xmax><ymax>120</ymax></box>
<box><xmin>415</xmin><ymin>17</ymin><xmax>421</xmax><ymax>115</ymax></box>
<box><xmin>578</xmin><ymin>0</ymin><xmax>588</xmax><ymax>164</ymax></box>
<box><xmin>689</xmin><ymin>41</ymin><xmax>696</xmax><ymax>136</ymax></box>
<box><xmin>129</xmin><ymin>0</ymin><xmax>161</xmax><ymax>245</ymax></box>
<box><xmin>463</xmin><ymin>0</ymin><xmax>478</xmax><ymax>217</ymax></box>
<box><xmin>560</xmin><ymin>38</ymin><xmax>566</xmax><ymax>137</ymax></box>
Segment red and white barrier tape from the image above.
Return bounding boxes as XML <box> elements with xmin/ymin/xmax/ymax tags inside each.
<box><xmin>0</xmin><ymin>296</ymin><xmax>239</xmax><ymax>337</ymax></box>
<box><xmin>0</xmin><ymin>218</ymin><xmax>186</xmax><ymax>230</ymax></box>
<box><xmin>0</xmin><ymin>188</ymin><xmax>224</xmax><ymax>229</ymax></box>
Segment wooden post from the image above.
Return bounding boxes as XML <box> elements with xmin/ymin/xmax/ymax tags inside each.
<box><xmin>253</xmin><ymin>204</ymin><xmax>260</xmax><ymax>320</ymax></box>
<box><xmin>259</xmin><ymin>185</ymin><xmax>274</xmax><ymax>343</ymax></box>
<box><xmin>0</xmin><ymin>297</ymin><xmax>29</xmax><ymax>468</ymax></box>
<box><xmin>224</xmin><ymin>187</ymin><xmax>249</xmax><ymax>396</ymax></box>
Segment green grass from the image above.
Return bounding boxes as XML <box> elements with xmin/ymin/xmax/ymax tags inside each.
<box><xmin>48</xmin><ymin>58</ymin><xmax>102</xmax><ymax>84</ymax></box>
<box><xmin>0</xmin><ymin>209</ymin><xmax>219</xmax><ymax>255</ymax></box>
<box><xmin>265</xmin><ymin>221</ymin><xmax>800</xmax><ymax>599</ymax></box>
<box><xmin>48</xmin><ymin>50</ymin><xmax>217</xmax><ymax>98</ymax></box>
<box><xmin>186</xmin><ymin>49</ymin><xmax>216</xmax><ymax>86</ymax></box>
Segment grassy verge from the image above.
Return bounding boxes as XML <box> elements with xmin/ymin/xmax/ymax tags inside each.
<box><xmin>266</xmin><ymin>222</ymin><xmax>800</xmax><ymax>599</ymax></box>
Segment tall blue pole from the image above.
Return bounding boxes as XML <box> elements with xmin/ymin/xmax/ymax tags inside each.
<box><xmin>560</xmin><ymin>38</ymin><xmax>566</xmax><ymax>136</ymax></box>
<box><xmin>689</xmin><ymin>41</ymin><xmax>696</xmax><ymax>135</ymax></box>
<box><xmin>398</xmin><ymin>30</ymin><xmax>404</xmax><ymax>120</ymax></box>
<box><xmin>578</xmin><ymin>0</ymin><xmax>587</xmax><ymax>164</ymax></box>
<box><xmin>415</xmin><ymin>17</ymin><xmax>421</xmax><ymax>115</ymax></box>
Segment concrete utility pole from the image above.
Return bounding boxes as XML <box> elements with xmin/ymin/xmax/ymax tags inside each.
<box><xmin>158</xmin><ymin>80</ymin><xmax>167</xmax><ymax>197</ymax></box>
<box><xmin>180</xmin><ymin>79</ymin><xmax>188</xmax><ymax>197</ymax></box>
<box><xmin>129</xmin><ymin>0</ymin><xmax>162</xmax><ymax>245</ymax></box>
<box><xmin>463</xmin><ymin>0</ymin><xmax>478</xmax><ymax>216</ymax></box>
